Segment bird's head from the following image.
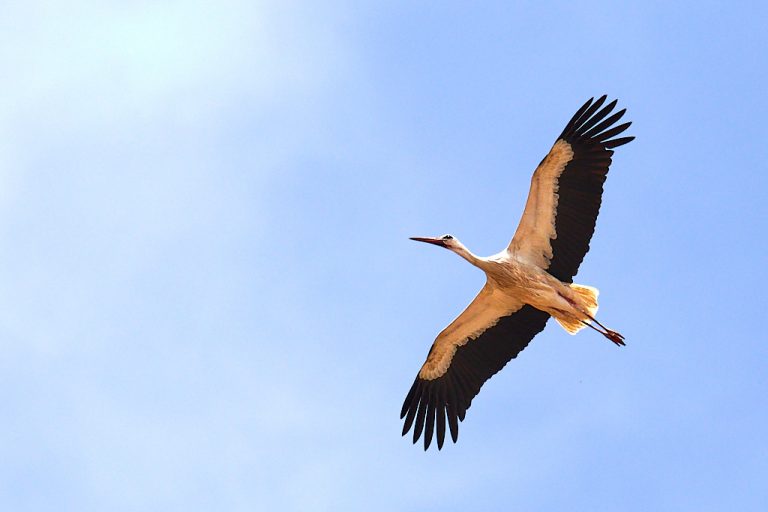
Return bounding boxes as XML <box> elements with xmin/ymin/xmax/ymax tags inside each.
<box><xmin>409</xmin><ymin>234</ymin><xmax>460</xmax><ymax>250</ymax></box>
<box><xmin>409</xmin><ymin>233</ymin><xmax>481</xmax><ymax>267</ymax></box>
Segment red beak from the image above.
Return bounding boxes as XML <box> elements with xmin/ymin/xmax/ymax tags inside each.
<box><xmin>409</xmin><ymin>236</ymin><xmax>447</xmax><ymax>247</ymax></box>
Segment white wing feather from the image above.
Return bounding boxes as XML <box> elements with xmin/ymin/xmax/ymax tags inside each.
<box><xmin>507</xmin><ymin>139</ymin><xmax>574</xmax><ymax>269</ymax></box>
<box><xmin>418</xmin><ymin>283</ymin><xmax>524</xmax><ymax>380</ymax></box>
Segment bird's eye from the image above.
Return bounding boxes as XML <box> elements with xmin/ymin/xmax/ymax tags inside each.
<box><xmin>443</xmin><ymin>235</ymin><xmax>454</xmax><ymax>240</ymax></box>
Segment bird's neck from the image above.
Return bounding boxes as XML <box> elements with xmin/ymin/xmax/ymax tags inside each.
<box><xmin>452</xmin><ymin>245</ymin><xmax>483</xmax><ymax>268</ymax></box>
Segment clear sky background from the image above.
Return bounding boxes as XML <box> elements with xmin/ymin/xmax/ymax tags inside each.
<box><xmin>2</xmin><ymin>1</ymin><xmax>767</xmax><ymax>511</ymax></box>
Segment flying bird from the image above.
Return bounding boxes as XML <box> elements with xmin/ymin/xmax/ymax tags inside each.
<box><xmin>401</xmin><ymin>95</ymin><xmax>634</xmax><ymax>450</ymax></box>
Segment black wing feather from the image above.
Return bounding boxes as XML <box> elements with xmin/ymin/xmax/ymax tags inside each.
<box><xmin>561</xmin><ymin>97</ymin><xmax>595</xmax><ymax>138</ymax></box>
<box><xmin>400</xmin><ymin>306</ymin><xmax>550</xmax><ymax>450</ymax></box>
<box><xmin>594</xmin><ymin>121</ymin><xmax>631</xmax><ymax>143</ymax></box>
<box><xmin>577</xmin><ymin>99</ymin><xmax>618</xmax><ymax>135</ymax></box>
<box><xmin>563</xmin><ymin>96</ymin><xmax>606</xmax><ymax>138</ymax></box>
<box><xmin>583</xmin><ymin>109</ymin><xmax>626</xmax><ymax>139</ymax></box>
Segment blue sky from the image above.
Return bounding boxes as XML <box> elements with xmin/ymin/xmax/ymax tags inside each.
<box><xmin>2</xmin><ymin>1</ymin><xmax>767</xmax><ymax>510</ymax></box>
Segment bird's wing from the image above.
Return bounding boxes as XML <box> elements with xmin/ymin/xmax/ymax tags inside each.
<box><xmin>401</xmin><ymin>283</ymin><xmax>550</xmax><ymax>450</ymax></box>
<box><xmin>508</xmin><ymin>96</ymin><xmax>634</xmax><ymax>283</ymax></box>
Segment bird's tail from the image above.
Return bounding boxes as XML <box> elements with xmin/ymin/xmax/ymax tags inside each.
<box><xmin>554</xmin><ymin>284</ymin><xmax>599</xmax><ymax>334</ymax></box>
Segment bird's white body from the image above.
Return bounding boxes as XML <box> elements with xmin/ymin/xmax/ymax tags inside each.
<box><xmin>483</xmin><ymin>251</ymin><xmax>589</xmax><ymax>321</ymax></box>
<box><xmin>449</xmin><ymin>241</ymin><xmax>594</xmax><ymax>328</ymax></box>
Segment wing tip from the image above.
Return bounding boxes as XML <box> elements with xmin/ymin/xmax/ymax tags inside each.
<box><xmin>401</xmin><ymin>377</ymin><xmax>460</xmax><ymax>451</ymax></box>
<box><xmin>560</xmin><ymin>96</ymin><xmax>634</xmax><ymax>148</ymax></box>
<box><xmin>604</xmin><ymin>135</ymin><xmax>635</xmax><ymax>148</ymax></box>
<box><xmin>400</xmin><ymin>307</ymin><xmax>551</xmax><ymax>451</ymax></box>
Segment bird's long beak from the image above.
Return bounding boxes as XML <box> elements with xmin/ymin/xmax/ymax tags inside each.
<box><xmin>409</xmin><ymin>236</ymin><xmax>447</xmax><ymax>247</ymax></box>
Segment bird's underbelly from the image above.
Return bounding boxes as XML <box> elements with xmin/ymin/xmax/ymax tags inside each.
<box><xmin>489</xmin><ymin>264</ymin><xmax>577</xmax><ymax>317</ymax></box>
<box><xmin>513</xmin><ymin>283</ymin><xmax>570</xmax><ymax>314</ymax></box>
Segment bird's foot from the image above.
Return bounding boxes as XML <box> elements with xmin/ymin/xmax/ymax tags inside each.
<box><xmin>604</xmin><ymin>329</ymin><xmax>625</xmax><ymax>347</ymax></box>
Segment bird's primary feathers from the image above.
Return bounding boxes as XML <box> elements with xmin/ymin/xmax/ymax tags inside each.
<box><xmin>402</xmin><ymin>95</ymin><xmax>634</xmax><ymax>450</ymax></box>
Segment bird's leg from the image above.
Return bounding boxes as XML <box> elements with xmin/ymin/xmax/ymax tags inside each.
<box><xmin>581</xmin><ymin>315</ymin><xmax>625</xmax><ymax>347</ymax></box>
<box><xmin>602</xmin><ymin>329</ymin><xmax>625</xmax><ymax>347</ymax></box>
<box><xmin>560</xmin><ymin>292</ymin><xmax>625</xmax><ymax>347</ymax></box>
<box><xmin>580</xmin><ymin>319</ymin><xmax>609</xmax><ymax>336</ymax></box>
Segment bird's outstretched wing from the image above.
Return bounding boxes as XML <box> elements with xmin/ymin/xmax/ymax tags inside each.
<box><xmin>508</xmin><ymin>96</ymin><xmax>634</xmax><ymax>283</ymax></box>
<box><xmin>401</xmin><ymin>284</ymin><xmax>550</xmax><ymax>450</ymax></box>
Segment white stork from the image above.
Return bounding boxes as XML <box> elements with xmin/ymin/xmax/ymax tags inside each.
<box><xmin>401</xmin><ymin>96</ymin><xmax>634</xmax><ymax>450</ymax></box>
